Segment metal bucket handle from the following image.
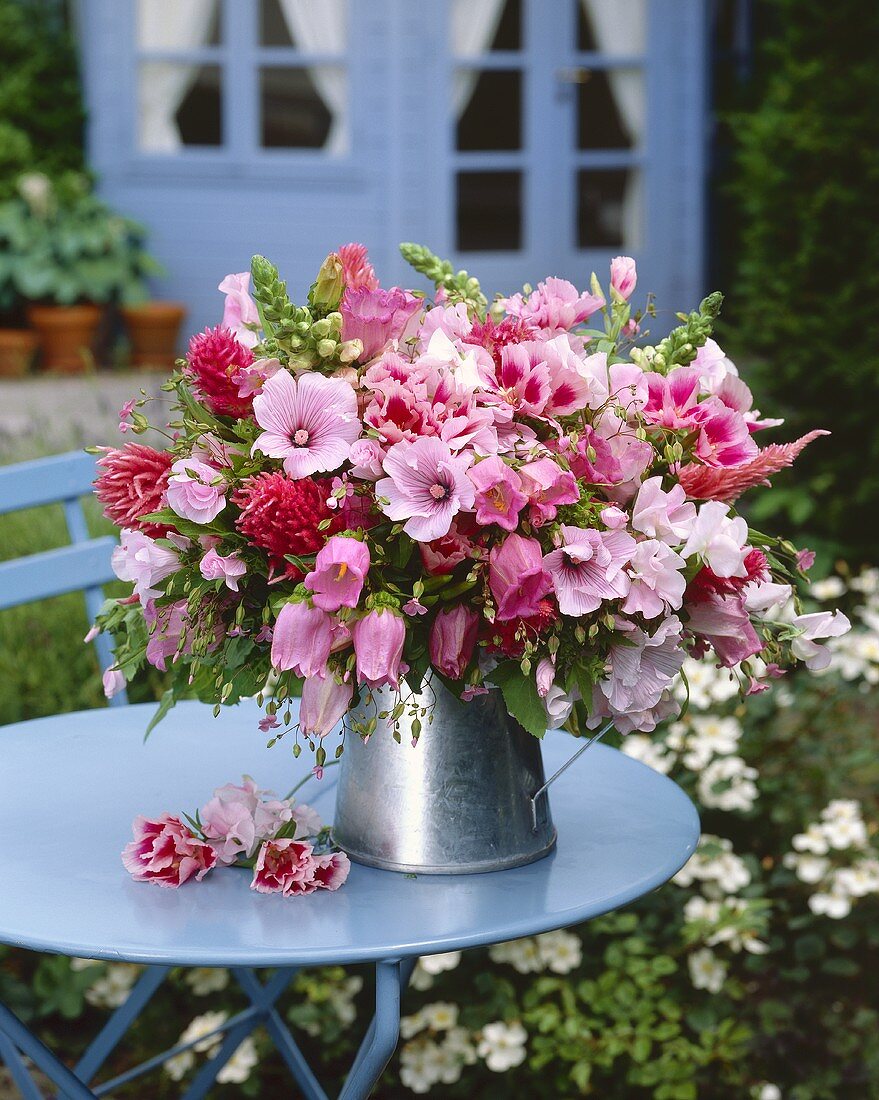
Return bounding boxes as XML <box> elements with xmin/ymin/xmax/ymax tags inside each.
<box><xmin>530</xmin><ymin>719</ymin><xmax>615</xmax><ymax>832</ymax></box>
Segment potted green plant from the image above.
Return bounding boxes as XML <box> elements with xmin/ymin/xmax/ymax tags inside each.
<box><xmin>0</xmin><ymin>172</ymin><xmax>164</xmax><ymax>372</ymax></box>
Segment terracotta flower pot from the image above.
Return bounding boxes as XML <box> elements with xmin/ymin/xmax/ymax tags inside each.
<box><xmin>0</xmin><ymin>329</ymin><xmax>38</xmax><ymax>377</ymax></box>
<box><xmin>27</xmin><ymin>304</ymin><xmax>103</xmax><ymax>373</ymax></box>
<box><xmin>120</xmin><ymin>301</ymin><xmax>188</xmax><ymax>370</ymax></box>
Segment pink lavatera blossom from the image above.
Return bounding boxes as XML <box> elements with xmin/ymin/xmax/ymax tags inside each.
<box><xmin>468</xmin><ymin>456</ymin><xmax>528</xmax><ymax>531</ymax></box>
<box><xmin>353</xmin><ymin>608</ymin><xmax>406</xmax><ymax>690</ymax></box>
<box><xmin>299</xmin><ymin>673</ymin><xmax>353</xmax><ymax>737</ymax></box>
<box><xmin>488</xmin><ymin>533</ymin><xmax>554</xmax><ymax>621</ymax></box>
<box><xmin>304</xmin><ymin>536</ymin><xmax>370</xmax><ymax>612</ymax></box>
<box><xmin>678</xmin><ymin>430</ymin><xmax>829</xmax><ymax>503</ymax></box>
<box><xmin>377</xmin><ymin>436</ymin><xmax>475</xmax><ymax>542</ymax></box>
<box><xmin>543</xmin><ymin>526</ymin><xmax>636</xmax><ymax>617</ymax></box>
<box><xmin>122</xmin><ymin>815</ymin><xmax>217</xmax><ymax>888</ymax></box>
<box><xmin>340</xmin><ymin>285</ymin><xmax>421</xmax><ymax>361</ymax></box>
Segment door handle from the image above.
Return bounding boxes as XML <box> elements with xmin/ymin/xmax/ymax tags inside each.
<box><xmin>556</xmin><ymin>66</ymin><xmax>592</xmax><ymax>84</ymax></box>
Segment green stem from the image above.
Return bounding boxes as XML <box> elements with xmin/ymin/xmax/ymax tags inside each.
<box><xmin>283</xmin><ymin>758</ymin><xmax>340</xmax><ymax>802</ymax></box>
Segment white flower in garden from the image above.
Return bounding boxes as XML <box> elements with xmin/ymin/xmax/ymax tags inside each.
<box><xmin>412</xmin><ymin>950</ymin><xmax>463</xmax><ymax>987</ymax></box>
<box><xmin>164</xmin><ymin>1049</ymin><xmax>195</xmax><ymax>1081</ymax></box>
<box><xmin>790</xmin><ymin>610</ymin><xmax>851</xmax><ymax>671</ymax></box>
<box><xmin>164</xmin><ymin>1011</ymin><xmax>228</xmax><ymax>1080</ymax></box>
<box><xmin>787</xmin><ymin>853</ymin><xmax>830</xmax><ymax>884</ymax></box>
<box><xmin>836</xmin><ymin>859</ymin><xmax>879</xmax><ymax>897</ymax></box>
<box><xmin>791</xmin><ymin>823</ymin><xmax>830</xmax><ymax>856</ymax></box>
<box><xmin>327</xmin><ymin>975</ymin><xmax>362</xmax><ymax>1028</ymax></box>
<box><xmin>421</xmin><ymin>1003</ymin><xmax>459</xmax><ymax>1032</ymax></box>
<box><xmin>683</xmin><ymin>895</ymin><xmax>721</xmax><ymax>924</ymax></box>
<box><xmin>675</xmin><ymin>657</ymin><xmax>739</xmax><ymax>710</ymax></box>
<box><xmin>755</xmin><ymin>1085</ymin><xmax>782</xmax><ymax>1100</ymax></box>
<box><xmin>822</xmin><ymin>815</ymin><xmax>867</xmax><ymax>850</ymax></box>
<box><xmin>216</xmin><ymin>1037</ymin><xmax>259</xmax><ymax>1085</ymax></box>
<box><xmin>445</xmin><ymin>1026</ymin><xmax>478</xmax><ymax>1064</ymax></box>
<box><xmin>401</xmin><ymin>1010</ymin><xmax>427</xmax><ymax>1040</ymax></box>
<box><xmin>477</xmin><ymin>1021</ymin><xmax>528</xmax><ymax>1072</ymax></box>
<box><xmin>621</xmin><ymin>734</ymin><xmax>673</xmax><ymax>774</ymax></box>
<box><xmin>400</xmin><ymin>1039</ymin><xmax>447</xmax><ymax>1093</ymax></box>
<box><xmin>185</xmin><ymin>967</ymin><xmax>229</xmax><ymax>996</ymax></box>
<box><xmin>810</xmin><ymin>576</ymin><xmax>846</xmax><ymax>600</ymax></box>
<box><xmin>84</xmin><ymin>963</ymin><xmax>140</xmax><ymax>1009</ymax></box>
<box><xmin>489</xmin><ymin>937</ymin><xmax>543</xmax><ymax>973</ymax></box>
<box><xmin>713</xmin><ymin>851</ymin><xmax>752</xmax><ymax>893</ymax></box>
<box><xmin>690</xmin><ymin>715</ymin><xmax>742</xmax><ymax>756</ymax></box>
<box><xmin>536</xmin><ymin>929</ymin><xmax>582</xmax><ymax>974</ymax></box>
<box><xmin>849</xmin><ymin>567</ymin><xmax>879</xmax><ymax>594</ymax></box>
<box><xmin>698</xmin><ymin>756</ymin><xmax>759</xmax><ymax>812</ymax></box>
<box><xmin>808</xmin><ymin>890</ymin><xmax>852</xmax><ymax>920</ymax></box>
<box><xmin>688</xmin><ymin>948</ymin><xmax>728</xmax><ymax>993</ymax></box>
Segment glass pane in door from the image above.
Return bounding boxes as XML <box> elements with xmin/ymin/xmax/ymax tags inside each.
<box><xmin>576</xmin><ymin>168</ymin><xmax>641</xmax><ymax>249</ymax></box>
<box><xmin>457</xmin><ymin>171</ymin><xmax>522</xmax><ymax>251</ymax></box>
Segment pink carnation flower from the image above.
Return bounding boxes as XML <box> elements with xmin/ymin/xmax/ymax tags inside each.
<box><xmin>251</xmin><ymin>839</ymin><xmax>350</xmax><ymax>896</ymax></box>
<box><xmin>544</xmin><ymin>526</ymin><xmax>636</xmax><ymax>616</ymax></box>
<box><xmin>122</xmin><ymin>814</ymin><xmax>217</xmax><ymax>888</ymax></box>
<box><xmin>376</xmin><ymin>437</ymin><xmax>475</xmax><ymax>542</ymax></box>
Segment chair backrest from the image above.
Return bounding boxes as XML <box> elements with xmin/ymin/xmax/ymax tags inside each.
<box><xmin>0</xmin><ymin>450</ymin><xmax>126</xmax><ymax>706</ymax></box>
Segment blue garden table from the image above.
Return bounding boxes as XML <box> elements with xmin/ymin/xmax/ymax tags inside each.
<box><xmin>0</xmin><ymin>700</ymin><xmax>699</xmax><ymax>1099</ymax></box>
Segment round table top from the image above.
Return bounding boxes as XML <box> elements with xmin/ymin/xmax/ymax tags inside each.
<box><xmin>0</xmin><ymin>702</ymin><xmax>698</xmax><ymax>967</ymax></box>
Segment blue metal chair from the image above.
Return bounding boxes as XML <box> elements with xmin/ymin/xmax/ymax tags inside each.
<box><xmin>0</xmin><ymin>449</ymin><xmax>126</xmax><ymax>705</ymax></box>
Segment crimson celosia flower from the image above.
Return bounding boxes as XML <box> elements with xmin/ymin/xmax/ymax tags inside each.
<box><xmin>185</xmin><ymin>326</ymin><xmax>255</xmax><ymax>419</ymax></box>
<box><xmin>234</xmin><ymin>472</ymin><xmax>343</xmax><ymax>579</ymax></box>
<box><xmin>94</xmin><ymin>443</ymin><xmax>173</xmax><ymax>538</ymax></box>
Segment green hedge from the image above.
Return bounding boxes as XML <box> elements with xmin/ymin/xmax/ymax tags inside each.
<box><xmin>723</xmin><ymin>0</ymin><xmax>879</xmax><ymax>563</ymax></box>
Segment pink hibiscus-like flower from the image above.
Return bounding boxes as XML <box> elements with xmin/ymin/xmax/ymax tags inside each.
<box><xmin>429</xmin><ymin>604</ymin><xmax>479</xmax><ymax>680</ymax></box>
<box><xmin>218</xmin><ymin>272</ymin><xmax>260</xmax><ymax>349</ymax></box>
<box><xmin>166</xmin><ymin>458</ymin><xmax>227</xmax><ymax>525</ymax></box>
<box><xmin>376</xmin><ymin>436</ymin><xmax>475</xmax><ymax>542</ymax></box>
<box><xmin>621</xmin><ymin>539</ymin><xmax>687</xmax><ymax>619</ymax></box>
<box><xmin>642</xmin><ymin>367</ymin><xmax>702</xmax><ymax>429</ymax></box>
<box><xmin>199</xmin><ymin>547</ymin><xmax>247</xmax><ymax>591</ymax></box>
<box><xmin>488</xmin><ymin>533</ymin><xmax>553</xmax><ymax>621</ymax></box>
<box><xmin>487</xmin><ymin>345</ymin><xmax>551</xmax><ymax>417</ymax></box>
<box><xmin>544</xmin><ymin>526</ymin><xmax>636</xmax><ymax>617</ymax></box>
<box><xmin>467</xmin><ymin>456</ymin><xmax>527</xmax><ymax>531</ymax></box>
<box><xmin>111</xmin><ymin>528</ymin><xmax>180</xmax><ymax>602</ymax></box>
<box><xmin>122</xmin><ymin>814</ymin><xmax>217</xmax><ymax>888</ymax></box>
<box><xmin>300</xmin><ymin>673</ymin><xmax>353</xmax><ymax>738</ymax></box>
<box><xmin>353</xmin><ymin>608</ymin><xmax>406</xmax><ymax>690</ymax></box>
<box><xmin>252</xmin><ymin>369</ymin><xmax>361</xmax><ymax>479</ymax></box>
<box><xmin>340</xmin><ymin>286</ymin><xmax>421</xmax><ymax>362</ymax></box>
<box><xmin>501</xmin><ymin>277</ymin><xmax>605</xmax><ymax>334</ymax></box>
<box><xmin>304</xmin><ymin>536</ymin><xmax>370</xmax><ymax>611</ymax></box>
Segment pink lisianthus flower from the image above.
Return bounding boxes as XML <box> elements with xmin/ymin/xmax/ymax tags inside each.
<box><xmin>353</xmin><ymin>608</ymin><xmax>406</xmax><ymax>690</ymax></box>
<box><xmin>252</xmin><ymin>369</ymin><xmax>361</xmax><ymax>479</ymax></box>
<box><xmin>300</xmin><ymin>673</ymin><xmax>353</xmax><ymax>738</ymax></box>
<box><xmin>376</xmin><ymin>437</ymin><xmax>475</xmax><ymax>542</ymax></box>
<box><xmin>304</xmin><ymin>536</ymin><xmax>370</xmax><ymax>611</ymax></box>
<box><xmin>790</xmin><ymin>610</ymin><xmax>851</xmax><ymax>671</ymax></box>
<box><xmin>544</xmin><ymin>526</ymin><xmax>636</xmax><ymax>617</ymax></box>
<box><xmin>467</xmin><ymin>456</ymin><xmax>527</xmax><ymax>531</ymax></box>
<box><xmin>488</xmin><ymin>533</ymin><xmax>553</xmax><ymax>621</ymax></box>
<box><xmin>631</xmin><ymin>476</ymin><xmax>697</xmax><ymax>544</ymax></box>
<box><xmin>338</xmin><ymin>242</ymin><xmax>379</xmax><ymax>292</ymax></box>
<box><xmin>199</xmin><ymin>547</ymin><xmax>247</xmax><ymax>591</ymax></box>
<box><xmin>621</xmin><ymin>540</ymin><xmax>687</xmax><ymax>619</ymax></box>
<box><xmin>271</xmin><ymin>602</ymin><xmax>336</xmax><ymax>678</ymax></box>
<box><xmin>122</xmin><ymin>814</ymin><xmax>217</xmax><ymax>887</ymax></box>
<box><xmin>518</xmin><ymin>457</ymin><xmax>580</xmax><ymax>526</ymax></box>
<box><xmin>685</xmin><ymin>592</ymin><xmax>763</xmax><ymax>668</ymax></box>
<box><xmin>610</xmin><ymin>256</ymin><xmax>637</xmax><ymax>300</ymax></box>
<box><xmin>200</xmin><ymin>793</ymin><xmax>258</xmax><ymax>865</ymax></box>
<box><xmin>102</xmin><ymin>666</ymin><xmax>125</xmax><ymax>699</ymax></box>
<box><xmin>429</xmin><ymin>605</ymin><xmax>479</xmax><ymax>680</ymax></box>
<box><xmin>166</xmin><ymin>458</ymin><xmax>227</xmax><ymax>524</ymax></box>
<box><xmin>501</xmin><ymin>277</ymin><xmax>605</xmax><ymax>335</ymax></box>
<box><xmin>340</xmin><ymin>286</ymin><xmax>421</xmax><ymax>362</ymax></box>
<box><xmin>681</xmin><ymin>501</ymin><xmax>750</xmax><ymax>579</ymax></box>
<box><xmin>218</xmin><ymin>272</ymin><xmax>260</xmax><ymax>349</ymax></box>
<box><xmin>111</xmin><ymin>528</ymin><xmax>180</xmax><ymax>602</ymax></box>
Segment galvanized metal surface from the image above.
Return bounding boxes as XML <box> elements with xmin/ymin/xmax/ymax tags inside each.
<box><xmin>332</xmin><ymin>680</ymin><xmax>557</xmax><ymax>874</ymax></box>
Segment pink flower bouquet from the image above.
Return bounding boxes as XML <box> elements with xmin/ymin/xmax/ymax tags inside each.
<box><xmin>93</xmin><ymin>242</ymin><xmax>849</xmax><ymax>765</ymax></box>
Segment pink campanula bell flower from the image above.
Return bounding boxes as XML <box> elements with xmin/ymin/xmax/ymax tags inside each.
<box><xmin>111</xmin><ymin>528</ymin><xmax>180</xmax><ymax>602</ymax></box>
<box><xmin>122</xmin><ymin>815</ymin><xmax>217</xmax><ymax>888</ymax></box>
<box><xmin>166</xmin><ymin>457</ymin><xmax>227</xmax><ymax>525</ymax></box>
<box><xmin>340</xmin><ymin>286</ymin><xmax>421</xmax><ymax>362</ymax></box>
<box><xmin>376</xmin><ymin>436</ymin><xmax>475</xmax><ymax>542</ymax></box>
<box><xmin>299</xmin><ymin>673</ymin><xmax>353</xmax><ymax>738</ymax></box>
<box><xmin>199</xmin><ymin>547</ymin><xmax>247</xmax><ymax>592</ymax></box>
<box><xmin>610</xmin><ymin>256</ymin><xmax>637</xmax><ymax>300</ymax></box>
<box><xmin>517</xmin><ymin>457</ymin><xmax>580</xmax><ymax>526</ymax></box>
<box><xmin>467</xmin><ymin>456</ymin><xmax>528</xmax><ymax>531</ymax></box>
<box><xmin>429</xmin><ymin>605</ymin><xmax>480</xmax><ymax>680</ymax></box>
<box><xmin>353</xmin><ymin>608</ymin><xmax>406</xmax><ymax>690</ymax></box>
<box><xmin>544</xmin><ymin>526</ymin><xmax>636</xmax><ymax>617</ymax></box>
<box><xmin>218</xmin><ymin>272</ymin><xmax>260</xmax><ymax>348</ymax></box>
<box><xmin>488</xmin><ymin>533</ymin><xmax>554</xmax><ymax>621</ymax></box>
<box><xmin>102</xmin><ymin>666</ymin><xmax>126</xmax><ymax>699</ymax></box>
<box><xmin>252</xmin><ymin>369</ymin><xmax>361</xmax><ymax>479</ymax></box>
<box><xmin>271</xmin><ymin>602</ymin><xmax>336</xmax><ymax>678</ymax></box>
<box><xmin>304</xmin><ymin>536</ymin><xmax>370</xmax><ymax>612</ymax></box>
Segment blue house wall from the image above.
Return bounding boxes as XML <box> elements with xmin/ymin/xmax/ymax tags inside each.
<box><xmin>78</xmin><ymin>0</ymin><xmax>709</xmax><ymax>342</ymax></box>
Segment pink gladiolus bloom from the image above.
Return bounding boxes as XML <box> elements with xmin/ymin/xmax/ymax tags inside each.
<box><xmin>790</xmin><ymin>610</ymin><xmax>851</xmax><ymax>671</ymax></box>
<box><xmin>102</xmin><ymin>667</ymin><xmax>125</xmax><ymax>699</ymax></box>
<box><xmin>340</xmin><ymin>286</ymin><xmax>421</xmax><ymax>361</ymax></box>
<box><xmin>271</xmin><ymin>602</ymin><xmax>335</xmax><ymax>677</ymax></box>
<box><xmin>251</xmin><ymin>839</ymin><xmax>317</xmax><ymax>896</ymax></box>
<box><xmin>643</xmin><ymin>367</ymin><xmax>702</xmax><ymax>429</ymax></box>
<box><xmin>691</xmin><ymin>398</ymin><xmax>759</xmax><ymax>468</ymax></box>
<box><xmin>518</xmin><ymin>457</ymin><xmax>580</xmax><ymax>525</ymax></box>
<box><xmin>429</xmin><ymin>605</ymin><xmax>479</xmax><ymax>680</ymax></box>
<box><xmin>685</xmin><ymin>592</ymin><xmax>763</xmax><ymax>668</ymax></box>
<box><xmin>122</xmin><ymin>814</ymin><xmax>217</xmax><ymax>887</ymax></box>
<box><xmin>112</xmin><ymin>528</ymin><xmax>180</xmax><ymax>602</ymax></box>
<box><xmin>218</xmin><ymin>272</ymin><xmax>260</xmax><ymax>349</ymax></box>
<box><xmin>681</xmin><ymin>501</ymin><xmax>749</xmax><ymax>578</ymax></box>
<box><xmin>488</xmin><ymin>533</ymin><xmax>553</xmax><ymax>621</ymax></box>
<box><xmin>304</xmin><ymin>536</ymin><xmax>370</xmax><ymax>611</ymax></box>
<box><xmin>489</xmin><ymin>344</ymin><xmax>552</xmax><ymax>416</ymax></box>
<box><xmin>166</xmin><ymin>458</ymin><xmax>227</xmax><ymax>524</ymax></box>
<box><xmin>610</xmin><ymin>256</ymin><xmax>637</xmax><ymax>299</ymax></box>
<box><xmin>591</xmin><ymin>616</ymin><xmax>685</xmax><ymax>733</ymax></box>
<box><xmin>338</xmin><ymin>242</ymin><xmax>379</xmax><ymax>291</ymax></box>
<box><xmin>502</xmin><ymin>277</ymin><xmax>605</xmax><ymax>334</ymax></box>
<box><xmin>468</xmin><ymin>456</ymin><xmax>527</xmax><ymax>531</ymax></box>
<box><xmin>353</xmin><ymin>608</ymin><xmax>406</xmax><ymax>689</ymax></box>
<box><xmin>252</xmin><ymin>369</ymin><xmax>361</xmax><ymax>479</ymax></box>
<box><xmin>621</xmin><ymin>540</ymin><xmax>687</xmax><ymax>618</ymax></box>
<box><xmin>631</xmin><ymin>477</ymin><xmax>697</xmax><ymax>544</ymax></box>
<box><xmin>300</xmin><ymin>673</ymin><xmax>353</xmax><ymax>737</ymax></box>
<box><xmin>376</xmin><ymin>437</ymin><xmax>475</xmax><ymax>542</ymax></box>
<box><xmin>199</xmin><ymin>547</ymin><xmax>247</xmax><ymax>591</ymax></box>
<box><xmin>544</xmin><ymin>526</ymin><xmax>636</xmax><ymax>617</ymax></box>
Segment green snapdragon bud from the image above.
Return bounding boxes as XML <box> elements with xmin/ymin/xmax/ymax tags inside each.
<box><xmin>309</xmin><ymin>252</ymin><xmax>345</xmax><ymax>312</ymax></box>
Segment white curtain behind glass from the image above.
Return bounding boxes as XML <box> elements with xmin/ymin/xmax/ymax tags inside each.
<box><xmin>451</xmin><ymin>0</ymin><xmax>507</xmax><ymax>117</ymax></box>
<box><xmin>138</xmin><ymin>0</ymin><xmax>218</xmax><ymax>153</ymax></box>
<box><xmin>580</xmin><ymin>0</ymin><xmax>646</xmax><ymax>247</ymax></box>
<box><xmin>276</xmin><ymin>0</ymin><xmax>349</xmax><ymax>155</ymax></box>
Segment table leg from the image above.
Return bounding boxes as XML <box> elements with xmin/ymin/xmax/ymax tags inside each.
<box><xmin>0</xmin><ymin>1002</ymin><xmax>94</xmax><ymax>1100</ymax></box>
<box><xmin>0</xmin><ymin>1029</ymin><xmax>43</xmax><ymax>1100</ymax></box>
<box><xmin>338</xmin><ymin>957</ymin><xmax>415</xmax><ymax>1100</ymax></box>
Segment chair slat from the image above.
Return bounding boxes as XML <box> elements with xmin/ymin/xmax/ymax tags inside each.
<box><xmin>0</xmin><ymin>451</ymin><xmax>100</xmax><ymax>516</ymax></box>
<box><xmin>0</xmin><ymin>539</ymin><xmax>118</xmax><ymax>611</ymax></box>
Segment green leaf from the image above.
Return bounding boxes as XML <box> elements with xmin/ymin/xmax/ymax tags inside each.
<box><xmin>145</xmin><ymin>688</ymin><xmax>177</xmax><ymax>739</ymax></box>
<box><xmin>489</xmin><ymin>660</ymin><xmax>547</xmax><ymax>738</ymax></box>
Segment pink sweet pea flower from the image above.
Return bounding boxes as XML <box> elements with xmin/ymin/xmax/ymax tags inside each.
<box><xmin>790</xmin><ymin>610</ymin><xmax>851</xmax><ymax>671</ymax></box>
<box><xmin>518</xmin><ymin>457</ymin><xmax>580</xmax><ymax>526</ymax></box>
<box><xmin>376</xmin><ymin>437</ymin><xmax>475</xmax><ymax>542</ymax></box>
<box><xmin>199</xmin><ymin>547</ymin><xmax>247</xmax><ymax>591</ymax></box>
<box><xmin>685</xmin><ymin>592</ymin><xmax>763</xmax><ymax>668</ymax></box>
<box><xmin>488</xmin><ymin>534</ymin><xmax>553</xmax><ymax>621</ymax></box>
<box><xmin>340</xmin><ymin>286</ymin><xmax>421</xmax><ymax>361</ymax></box>
<box><xmin>467</xmin><ymin>456</ymin><xmax>528</xmax><ymax>531</ymax></box>
<box><xmin>102</xmin><ymin>666</ymin><xmax>125</xmax><ymax>699</ymax></box>
<box><xmin>166</xmin><ymin>458</ymin><xmax>227</xmax><ymax>524</ymax></box>
<box><xmin>299</xmin><ymin>673</ymin><xmax>353</xmax><ymax>738</ymax></box>
<box><xmin>111</xmin><ymin>528</ymin><xmax>180</xmax><ymax>602</ymax></box>
<box><xmin>796</xmin><ymin>548</ymin><xmax>816</xmax><ymax>572</ymax></box>
<box><xmin>621</xmin><ymin>540</ymin><xmax>687</xmax><ymax>619</ymax></box>
<box><xmin>544</xmin><ymin>526</ymin><xmax>636</xmax><ymax>616</ymax></box>
<box><xmin>610</xmin><ymin>256</ymin><xmax>637</xmax><ymax>300</ymax></box>
<box><xmin>600</xmin><ymin>505</ymin><xmax>629</xmax><ymax>530</ymax></box>
<box><xmin>681</xmin><ymin>501</ymin><xmax>750</xmax><ymax>579</ymax></box>
<box><xmin>353</xmin><ymin>608</ymin><xmax>406</xmax><ymax>690</ymax></box>
<box><xmin>122</xmin><ymin>815</ymin><xmax>217</xmax><ymax>887</ymax></box>
<box><xmin>200</xmin><ymin>793</ymin><xmax>258</xmax><ymax>865</ymax></box>
<box><xmin>429</xmin><ymin>605</ymin><xmax>479</xmax><ymax>680</ymax></box>
<box><xmin>304</xmin><ymin>536</ymin><xmax>370</xmax><ymax>611</ymax></box>
<box><xmin>252</xmin><ymin>369</ymin><xmax>361</xmax><ymax>479</ymax></box>
<box><xmin>501</xmin><ymin>278</ymin><xmax>605</xmax><ymax>334</ymax></box>
<box><xmin>271</xmin><ymin>602</ymin><xmax>335</xmax><ymax>678</ymax></box>
<box><xmin>218</xmin><ymin>272</ymin><xmax>260</xmax><ymax>349</ymax></box>
<box><xmin>693</xmin><ymin>338</ymin><xmax>738</xmax><ymax>393</ymax></box>
<box><xmin>631</xmin><ymin>477</ymin><xmax>697</xmax><ymax>544</ymax></box>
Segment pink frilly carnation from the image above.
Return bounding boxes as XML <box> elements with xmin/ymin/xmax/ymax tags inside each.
<box><xmin>251</xmin><ymin>839</ymin><xmax>351</xmax><ymax>897</ymax></box>
<box><xmin>94</xmin><ymin>444</ymin><xmax>173</xmax><ymax>538</ymax></box>
<box><xmin>376</xmin><ymin>437</ymin><xmax>475</xmax><ymax>542</ymax></box>
<box><xmin>252</xmin><ymin>369</ymin><xmax>361</xmax><ymax>479</ymax></box>
<box><xmin>112</xmin><ymin>528</ymin><xmax>180</xmax><ymax>602</ymax></box>
<box><xmin>353</xmin><ymin>608</ymin><xmax>406</xmax><ymax>690</ymax></box>
<box><xmin>199</xmin><ymin>547</ymin><xmax>247</xmax><ymax>591</ymax></box>
<box><xmin>340</xmin><ymin>286</ymin><xmax>421</xmax><ymax>361</ymax></box>
<box><xmin>467</xmin><ymin>456</ymin><xmax>528</xmax><ymax>531</ymax></box>
<box><xmin>218</xmin><ymin>272</ymin><xmax>260</xmax><ymax>349</ymax></box>
<box><xmin>185</xmin><ymin>326</ymin><xmax>255</xmax><ymax>419</ymax></box>
<box><xmin>300</xmin><ymin>673</ymin><xmax>353</xmax><ymax>738</ymax></box>
<box><xmin>429</xmin><ymin>604</ymin><xmax>480</xmax><ymax>680</ymax></box>
<box><xmin>543</xmin><ymin>527</ymin><xmax>636</xmax><ymax>616</ymax></box>
<box><xmin>488</xmin><ymin>533</ymin><xmax>553</xmax><ymax>621</ymax></box>
<box><xmin>419</xmin><ymin>523</ymin><xmax>476</xmax><ymax>576</ymax></box>
<box><xmin>338</xmin><ymin>242</ymin><xmax>379</xmax><ymax>291</ymax></box>
<box><xmin>304</xmin><ymin>535</ymin><xmax>370</xmax><ymax>611</ymax></box>
<box><xmin>122</xmin><ymin>814</ymin><xmax>217</xmax><ymax>888</ymax></box>
<box><xmin>501</xmin><ymin>277</ymin><xmax>605</xmax><ymax>335</ymax></box>
<box><xmin>166</xmin><ymin>458</ymin><xmax>227</xmax><ymax>525</ymax></box>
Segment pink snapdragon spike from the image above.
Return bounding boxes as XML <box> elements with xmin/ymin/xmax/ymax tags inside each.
<box><xmin>610</xmin><ymin>255</ymin><xmax>637</xmax><ymax>300</ymax></box>
<box><xmin>376</xmin><ymin>436</ymin><xmax>475</xmax><ymax>542</ymax></box>
<box><xmin>337</xmin><ymin>242</ymin><xmax>379</xmax><ymax>292</ymax></box>
<box><xmin>621</xmin><ymin>540</ymin><xmax>687</xmax><ymax>619</ymax></box>
<box><xmin>340</xmin><ymin>286</ymin><xmax>421</xmax><ymax>361</ymax></box>
<box><xmin>111</xmin><ymin>528</ymin><xmax>180</xmax><ymax>602</ymax></box>
<box><xmin>353</xmin><ymin>608</ymin><xmax>406</xmax><ymax>690</ymax></box>
<box><xmin>544</xmin><ymin>527</ymin><xmax>636</xmax><ymax>617</ymax></box>
<box><xmin>631</xmin><ymin>476</ymin><xmax>697</xmax><ymax>543</ymax></box>
<box><xmin>468</xmin><ymin>456</ymin><xmax>528</xmax><ymax>531</ymax></box>
<box><xmin>166</xmin><ymin>457</ymin><xmax>227</xmax><ymax>524</ymax></box>
<box><xmin>681</xmin><ymin>501</ymin><xmax>750</xmax><ymax>578</ymax></box>
<box><xmin>252</xmin><ymin>369</ymin><xmax>361</xmax><ymax>479</ymax></box>
<box><xmin>199</xmin><ymin>547</ymin><xmax>247</xmax><ymax>591</ymax></box>
<box><xmin>429</xmin><ymin>605</ymin><xmax>480</xmax><ymax>680</ymax></box>
<box><xmin>790</xmin><ymin>610</ymin><xmax>851</xmax><ymax>671</ymax></box>
<box><xmin>299</xmin><ymin>673</ymin><xmax>353</xmax><ymax>738</ymax></box>
<box><xmin>304</xmin><ymin>536</ymin><xmax>370</xmax><ymax>611</ymax></box>
<box><xmin>271</xmin><ymin>602</ymin><xmax>335</xmax><ymax>678</ymax></box>
<box><xmin>122</xmin><ymin>815</ymin><xmax>217</xmax><ymax>888</ymax></box>
<box><xmin>488</xmin><ymin>533</ymin><xmax>553</xmax><ymax>621</ymax></box>
<box><xmin>685</xmin><ymin>592</ymin><xmax>763</xmax><ymax>668</ymax></box>
<box><xmin>502</xmin><ymin>277</ymin><xmax>605</xmax><ymax>334</ymax></box>
<box><xmin>218</xmin><ymin>272</ymin><xmax>260</xmax><ymax>349</ymax></box>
